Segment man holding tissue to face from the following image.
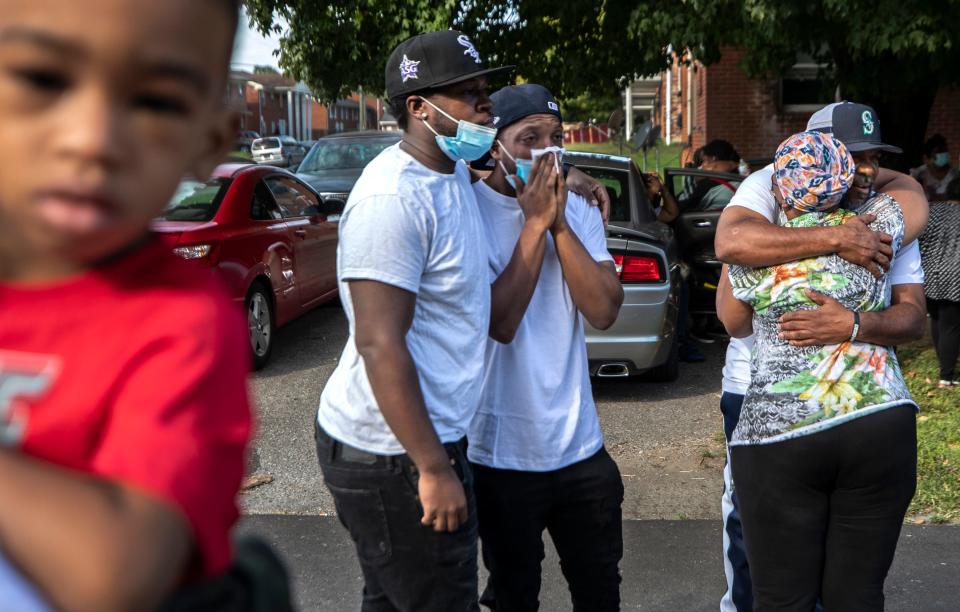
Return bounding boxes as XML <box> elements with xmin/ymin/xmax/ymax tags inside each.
<box><xmin>468</xmin><ymin>83</ymin><xmax>625</xmax><ymax>612</ymax></box>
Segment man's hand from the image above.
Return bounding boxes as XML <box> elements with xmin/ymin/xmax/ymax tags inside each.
<box><xmin>418</xmin><ymin>465</ymin><xmax>468</xmax><ymax>532</ymax></box>
<box><xmin>550</xmin><ymin>154</ymin><xmax>569</xmax><ymax>233</ymax></box>
<box><xmin>644</xmin><ymin>172</ymin><xmax>663</xmax><ymax>198</ymax></box>
<box><xmin>565</xmin><ymin>164</ymin><xmax>610</xmax><ymax>223</ymax></box>
<box><xmin>778</xmin><ymin>289</ymin><xmax>854</xmax><ymax>346</ymax></box>
<box><xmin>516</xmin><ymin>154</ymin><xmax>560</xmax><ymax>231</ymax></box>
<box><xmin>836</xmin><ymin>214</ymin><xmax>893</xmax><ymax>278</ymax></box>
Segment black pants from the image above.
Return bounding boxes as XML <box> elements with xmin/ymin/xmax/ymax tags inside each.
<box><xmin>730</xmin><ymin>406</ymin><xmax>917</xmax><ymax>612</ymax></box>
<box><xmin>928</xmin><ymin>298</ymin><xmax>960</xmax><ymax>380</ymax></box>
<box><xmin>315</xmin><ymin>424</ymin><xmax>479</xmax><ymax>612</ymax></box>
<box><xmin>473</xmin><ymin>447</ymin><xmax>624</xmax><ymax>612</ymax></box>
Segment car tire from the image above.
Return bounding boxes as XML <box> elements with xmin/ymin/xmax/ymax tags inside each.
<box><xmin>246</xmin><ymin>282</ymin><xmax>274</xmax><ymax>371</ymax></box>
<box><xmin>644</xmin><ymin>332</ymin><xmax>679</xmax><ymax>382</ymax></box>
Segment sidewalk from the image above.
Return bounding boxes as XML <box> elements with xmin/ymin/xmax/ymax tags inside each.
<box><xmin>240</xmin><ymin>516</ymin><xmax>960</xmax><ymax>611</ymax></box>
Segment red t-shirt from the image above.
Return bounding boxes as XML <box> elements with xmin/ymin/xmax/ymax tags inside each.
<box><xmin>0</xmin><ymin>237</ymin><xmax>253</xmax><ymax>576</ymax></box>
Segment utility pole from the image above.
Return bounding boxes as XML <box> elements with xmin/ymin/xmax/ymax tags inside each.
<box><xmin>358</xmin><ymin>87</ymin><xmax>366</xmax><ymax>130</ymax></box>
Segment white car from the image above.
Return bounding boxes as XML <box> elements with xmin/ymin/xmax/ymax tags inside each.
<box><xmin>251</xmin><ymin>136</ymin><xmax>307</xmax><ymax>168</ymax></box>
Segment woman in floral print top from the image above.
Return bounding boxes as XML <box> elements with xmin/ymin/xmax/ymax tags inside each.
<box><xmin>716</xmin><ymin>130</ymin><xmax>918</xmax><ymax>611</ymax></box>
<box><xmin>726</xmin><ymin>196</ymin><xmax>915</xmax><ymax>444</ymax></box>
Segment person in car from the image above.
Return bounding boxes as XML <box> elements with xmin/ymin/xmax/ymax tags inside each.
<box><xmin>713</xmin><ymin>101</ymin><xmax>927</xmax><ymax>612</ymax></box>
<box><xmin>681</xmin><ymin>139</ymin><xmax>743</xmax><ymax>210</ymax></box>
<box><xmin>468</xmin><ymin>83</ymin><xmax>625</xmax><ymax>611</ymax></box>
<box><xmin>0</xmin><ymin>0</ymin><xmax>252</xmax><ymax>609</ymax></box>
<box><xmin>717</xmin><ymin>130</ymin><xmax>917</xmax><ymax>611</ymax></box>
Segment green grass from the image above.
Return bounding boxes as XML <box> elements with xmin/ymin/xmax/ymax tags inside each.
<box><xmin>898</xmin><ymin>341</ymin><xmax>960</xmax><ymax>523</ymax></box>
<box><xmin>228</xmin><ymin>150</ymin><xmax>252</xmax><ymax>160</ymax></box>
<box><xmin>566</xmin><ymin>139</ymin><xmax>685</xmax><ymax>177</ymax></box>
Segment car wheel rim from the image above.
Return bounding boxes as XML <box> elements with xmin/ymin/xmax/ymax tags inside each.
<box><xmin>248</xmin><ymin>293</ymin><xmax>271</xmax><ymax>357</ymax></box>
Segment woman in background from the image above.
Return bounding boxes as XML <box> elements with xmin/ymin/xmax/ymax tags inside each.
<box><xmin>919</xmin><ymin>176</ymin><xmax>960</xmax><ymax>388</ymax></box>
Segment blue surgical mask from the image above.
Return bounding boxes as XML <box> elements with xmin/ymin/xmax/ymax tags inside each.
<box><xmin>497</xmin><ymin>140</ymin><xmax>534</xmax><ymax>188</ymax></box>
<box><xmin>420</xmin><ymin>98</ymin><xmax>496</xmax><ymax>162</ymax></box>
<box><xmin>934</xmin><ymin>152</ymin><xmax>950</xmax><ymax>168</ymax></box>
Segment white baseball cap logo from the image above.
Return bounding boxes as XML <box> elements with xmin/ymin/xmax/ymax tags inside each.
<box><xmin>548</xmin><ymin>101</ymin><xmax>559</xmax><ymax>111</ymax></box>
<box><xmin>399</xmin><ymin>55</ymin><xmax>421</xmax><ymax>83</ymax></box>
<box><xmin>457</xmin><ymin>35</ymin><xmax>482</xmax><ymax>64</ymax></box>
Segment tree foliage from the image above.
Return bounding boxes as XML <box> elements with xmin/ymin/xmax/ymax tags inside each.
<box><xmin>244</xmin><ymin>0</ymin><xmax>960</xmax><ymax>163</ymax></box>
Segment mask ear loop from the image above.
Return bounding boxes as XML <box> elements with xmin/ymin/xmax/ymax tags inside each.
<box><xmin>421</xmin><ymin>97</ymin><xmax>460</xmax><ymax>125</ymax></box>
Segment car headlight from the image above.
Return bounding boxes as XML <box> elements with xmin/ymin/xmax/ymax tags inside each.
<box><xmin>173</xmin><ymin>244</ymin><xmax>212</xmax><ymax>259</ymax></box>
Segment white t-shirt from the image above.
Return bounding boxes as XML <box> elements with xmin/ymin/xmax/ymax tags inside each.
<box><xmin>721</xmin><ymin>165</ymin><xmax>925</xmax><ymax>395</ymax></box>
<box><xmin>0</xmin><ymin>551</ymin><xmax>50</xmax><ymax>612</ymax></box>
<box><xmin>468</xmin><ymin>181</ymin><xmax>611</xmax><ymax>471</ymax></box>
<box><xmin>317</xmin><ymin>144</ymin><xmax>490</xmax><ymax>455</ymax></box>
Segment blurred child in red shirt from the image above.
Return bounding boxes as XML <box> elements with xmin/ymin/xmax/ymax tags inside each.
<box><xmin>0</xmin><ymin>0</ymin><xmax>252</xmax><ymax>609</ymax></box>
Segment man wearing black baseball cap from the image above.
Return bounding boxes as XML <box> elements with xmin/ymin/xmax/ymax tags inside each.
<box><xmin>712</xmin><ymin>101</ymin><xmax>927</xmax><ymax>612</ymax></box>
<box><xmin>314</xmin><ymin>30</ymin><xmax>514</xmax><ymax>611</ymax></box>
<box><xmin>468</xmin><ymin>83</ymin><xmax>625</xmax><ymax>611</ymax></box>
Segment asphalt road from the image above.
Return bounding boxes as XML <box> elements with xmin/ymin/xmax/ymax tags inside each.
<box><xmin>242</xmin><ymin>304</ymin><xmax>960</xmax><ymax>610</ymax></box>
<box><xmin>243</xmin><ymin>302</ymin><xmax>728</xmax><ymax>519</ymax></box>
<box><xmin>239</xmin><ymin>515</ymin><xmax>960</xmax><ymax>611</ymax></box>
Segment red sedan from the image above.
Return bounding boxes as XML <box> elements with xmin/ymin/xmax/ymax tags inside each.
<box><xmin>153</xmin><ymin>163</ymin><xmax>341</xmax><ymax>369</ymax></box>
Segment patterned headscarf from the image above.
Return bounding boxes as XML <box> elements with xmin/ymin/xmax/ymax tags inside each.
<box><xmin>773</xmin><ymin>131</ymin><xmax>854</xmax><ymax>212</ymax></box>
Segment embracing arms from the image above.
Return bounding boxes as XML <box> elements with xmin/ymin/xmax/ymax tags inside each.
<box><xmin>715</xmin><ymin>168</ymin><xmax>927</xmax><ymax>275</ymax></box>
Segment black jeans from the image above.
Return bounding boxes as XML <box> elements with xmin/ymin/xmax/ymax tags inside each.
<box><xmin>928</xmin><ymin>298</ymin><xmax>960</xmax><ymax>380</ymax></box>
<box><xmin>315</xmin><ymin>424</ymin><xmax>479</xmax><ymax>612</ymax></box>
<box><xmin>473</xmin><ymin>447</ymin><xmax>624</xmax><ymax>612</ymax></box>
<box><xmin>730</xmin><ymin>406</ymin><xmax>917</xmax><ymax>612</ymax></box>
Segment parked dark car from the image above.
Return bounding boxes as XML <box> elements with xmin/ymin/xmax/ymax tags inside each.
<box><xmin>235</xmin><ymin>130</ymin><xmax>260</xmax><ymax>153</ymax></box>
<box><xmin>297</xmin><ymin>130</ymin><xmax>402</xmax><ymax>206</ymax></box>
<box><xmin>664</xmin><ymin>167</ymin><xmax>745</xmax><ymax>321</ymax></box>
<box><xmin>152</xmin><ymin>164</ymin><xmax>343</xmax><ymax>369</ymax></box>
<box><xmin>566</xmin><ymin>152</ymin><xmax>682</xmax><ymax>381</ymax></box>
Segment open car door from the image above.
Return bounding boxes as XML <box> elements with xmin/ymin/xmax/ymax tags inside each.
<box><xmin>664</xmin><ymin>168</ymin><xmax>743</xmax><ymax>318</ymax></box>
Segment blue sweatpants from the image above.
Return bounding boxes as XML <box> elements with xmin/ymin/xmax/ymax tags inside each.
<box><xmin>720</xmin><ymin>392</ymin><xmax>752</xmax><ymax>612</ymax></box>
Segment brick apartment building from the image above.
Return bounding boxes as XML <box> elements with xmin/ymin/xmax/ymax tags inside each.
<box><xmin>649</xmin><ymin>47</ymin><xmax>959</xmax><ymax>166</ymax></box>
<box><xmin>227</xmin><ymin>71</ymin><xmax>380</xmax><ymax>140</ymax></box>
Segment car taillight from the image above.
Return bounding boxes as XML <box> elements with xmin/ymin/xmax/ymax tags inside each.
<box><xmin>613</xmin><ymin>254</ymin><xmax>662</xmax><ymax>283</ymax></box>
<box><xmin>172</xmin><ymin>242</ymin><xmax>220</xmax><ymax>265</ymax></box>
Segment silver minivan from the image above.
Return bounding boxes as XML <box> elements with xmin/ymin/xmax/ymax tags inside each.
<box><xmin>251</xmin><ymin>136</ymin><xmax>307</xmax><ymax>168</ymax></box>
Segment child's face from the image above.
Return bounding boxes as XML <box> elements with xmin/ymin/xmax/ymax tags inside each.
<box><xmin>0</xmin><ymin>0</ymin><xmax>236</xmax><ymax>271</ymax></box>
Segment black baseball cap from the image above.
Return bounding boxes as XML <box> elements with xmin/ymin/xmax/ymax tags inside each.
<box><xmin>806</xmin><ymin>102</ymin><xmax>902</xmax><ymax>153</ymax></box>
<box><xmin>385</xmin><ymin>30</ymin><xmax>514</xmax><ymax>99</ymax></box>
<box><xmin>470</xmin><ymin>84</ymin><xmax>564</xmax><ymax>169</ymax></box>
<box><xmin>490</xmin><ymin>84</ymin><xmax>563</xmax><ymax>132</ymax></box>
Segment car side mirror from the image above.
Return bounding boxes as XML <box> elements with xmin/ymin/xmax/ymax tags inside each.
<box><xmin>322</xmin><ymin>197</ymin><xmax>346</xmax><ymax>216</ymax></box>
<box><xmin>303</xmin><ymin>204</ymin><xmax>322</xmax><ymax>217</ymax></box>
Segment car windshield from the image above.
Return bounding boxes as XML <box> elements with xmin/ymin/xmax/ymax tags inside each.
<box><xmin>299</xmin><ymin>139</ymin><xmax>396</xmax><ymax>172</ymax></box>
<box><xmin>158</xmin><ymin>178</ymin><xmax>230</xmax><ymax>222</ymax></box>
<box><xmin>252</xmin><ymin>138</ymin><xmax>280</xmax><ymax>151</ymax></box>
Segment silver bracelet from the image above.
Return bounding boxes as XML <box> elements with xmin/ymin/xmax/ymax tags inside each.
<box><xmin>849</xmin><ymin>310</ymin><xmax>861</xmax><ymax>343</ymax></box>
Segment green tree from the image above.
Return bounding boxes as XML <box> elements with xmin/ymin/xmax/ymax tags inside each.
<box><xmin>245</xmin><ymin>0</ymin><xmax>960</xmax><ymax>166</ymax></box>
<box><xmin>253</xmin><ymin>65</ymin><xmax>281</xmax><ymax>75</ymax></box>
<box><xmin>560</xmin><ymin>91</ymin><xmax>623</xmax><ymax>125</ymax></box>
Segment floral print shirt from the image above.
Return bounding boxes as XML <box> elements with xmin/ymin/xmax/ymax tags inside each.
<box><xmin>728</xmin><ymin>194</ymin><xmax>916</xmax><ymax>446</ymax></box>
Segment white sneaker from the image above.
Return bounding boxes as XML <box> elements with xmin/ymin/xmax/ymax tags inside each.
<box><xmin>937</xmin><ymin>380</ymin><xmax>959</xmax><ymax>389</ymax></box>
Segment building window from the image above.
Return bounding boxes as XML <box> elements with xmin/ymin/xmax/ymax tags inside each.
<box><xmin>780</xmin><ymin>54</ymin><xmax>835</xmax><ymax>112</ymax></box>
